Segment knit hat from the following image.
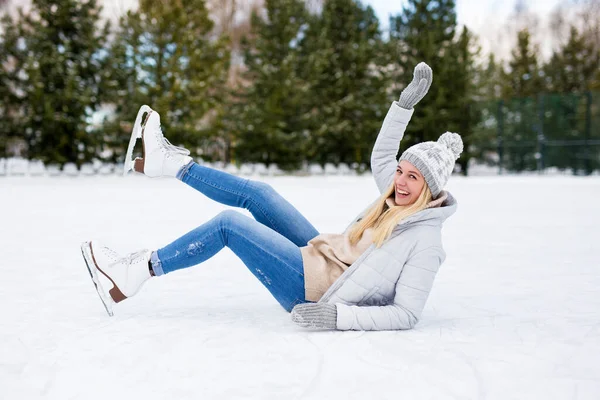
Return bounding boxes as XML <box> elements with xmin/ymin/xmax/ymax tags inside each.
<box><xmin>399</xmin><ymin>132</ymin><xmax>463</xmax><ymax>198</ymax></box>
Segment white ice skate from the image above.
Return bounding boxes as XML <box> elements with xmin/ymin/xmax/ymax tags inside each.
<box><xmin>80</xmin><ymin>241</ymin><xmax>152</xmax><ymax>316</ymax></box>
<box><xmin>123</xmin><ymin>105</ymin><xmax>192</xmax><ymax>177</ymax></box>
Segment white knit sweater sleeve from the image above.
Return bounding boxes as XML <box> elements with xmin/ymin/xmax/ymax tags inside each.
<box><xmin>370</xmin><ymin>102</ymin><xmax>414</xmax><ymax>194</ymax></box>
<box><xmin>335</xmin><ymin>247</ymin><xmax>444</xmax><ymax>331</ymax></box>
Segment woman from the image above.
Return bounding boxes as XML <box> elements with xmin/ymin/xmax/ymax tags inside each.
<box><xmin>81</xmin><ymin>62</ymin><xmax>462</xmax><ymax>331</ymax></box>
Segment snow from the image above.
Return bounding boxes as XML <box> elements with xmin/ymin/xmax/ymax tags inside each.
<box><xmin>1</xmin><ymin>174</ymin><xmax>599</xmax><ymax>399</ymax></box>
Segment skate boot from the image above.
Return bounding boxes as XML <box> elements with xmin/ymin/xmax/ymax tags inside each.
<box><xmin>123</xmin><ymin>105</ymin><xmax>192</xmax><ymax>177</ymax></box>
<box><xmin>80</xmin><ymin>241</ymin><xmax>153</xmax><ymax>316</ymax></box>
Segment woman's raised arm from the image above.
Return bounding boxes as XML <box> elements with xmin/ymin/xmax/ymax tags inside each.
<box><xmin>370</xmin><ymin>62</ymin><xmax>433</xmax><ymax>193</ymax></box>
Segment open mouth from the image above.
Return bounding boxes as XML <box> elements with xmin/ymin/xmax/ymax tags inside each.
<box><xmin>396</xmin><ymin>189</ymin><xmax>409</xmax><ymax>198</ymax></box>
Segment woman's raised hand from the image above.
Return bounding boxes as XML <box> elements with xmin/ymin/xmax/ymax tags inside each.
<box><xmin>398</xmin><ymin>62</ymin><xmax>433</xmax><ymax>110</ymax></box>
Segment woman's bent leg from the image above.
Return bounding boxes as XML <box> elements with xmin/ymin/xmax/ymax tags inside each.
<box><xmin>178</xmin><ymin>162</ymin><xmax>319</xmax><ymax>247</ymax></box>
<box><xmin>154</xmin><ymin>210</ymin><xmax>307</xmax><ymax>312</ymax></box>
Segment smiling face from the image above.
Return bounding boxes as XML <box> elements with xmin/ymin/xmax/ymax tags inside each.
<box><xmin>393</xmin><ymin>160</ymin><xmax>426</xmax><ymax>206</ymax></box>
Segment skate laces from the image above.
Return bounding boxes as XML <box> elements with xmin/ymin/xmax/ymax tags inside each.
<box><xmin>121</xmin><ymin>250</ymin><xmax>149</xmax><ymax>266</ymax></box>
<box><xmin>158</xmin><ymin>129</ymin><xmax>190</xmax><ymax>156</ymax></box>
<box><xmin>142</xmin><ymin>112</ymin><xmax>190</xmax><ymax>156</ymax></box>
<box><xmin>102</xmin><ymin>246</ymin><xmax>121</xmax><ymax>262</ymax></box>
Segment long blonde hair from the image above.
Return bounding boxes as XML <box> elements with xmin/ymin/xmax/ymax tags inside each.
<box><xmin>348</xmin><ymin>181</ymin><xmax>433</xmax><ymax>248</ymax></box>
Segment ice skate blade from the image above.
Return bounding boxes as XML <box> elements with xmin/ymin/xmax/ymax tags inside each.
<box><xmin>123</xmin><ymin>126</ymin><xmax>140</xmax><ymax>176</ymax></box>
<box><xmin>123</xmin><ymin>105</ymin><xmax>153</xmax><ymax>176</ymax></box>
<box><xmin>80</xmin><ymin>241</ymin><xmax>115</xmax><ymax>317</ymax></box>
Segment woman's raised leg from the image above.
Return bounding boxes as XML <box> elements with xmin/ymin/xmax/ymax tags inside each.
<box><xmin>125</xmin><ymin>106</ymin><xmax>317</xmax><ymax>246</ymax></box>
<box><xmin>177</xmin><ymin>162</ymin><xmax>319</xmax><ymax>247</ymax></box>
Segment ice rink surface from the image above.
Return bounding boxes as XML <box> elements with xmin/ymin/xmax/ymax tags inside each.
<box><xmin>1</xmin><ymin>173</ymin><xmax>599</xmax><ymax>399</ymax></box>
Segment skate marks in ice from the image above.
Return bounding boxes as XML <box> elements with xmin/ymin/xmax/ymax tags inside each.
<box><xmin>80</xmin><ymin>241</ymin><xmax>115</xmax><ymax>317</ymax></box>
<box><xmin>123</xmin><ymin>105</ymin><xmax>153</xmax><ymax>176</ymax></box>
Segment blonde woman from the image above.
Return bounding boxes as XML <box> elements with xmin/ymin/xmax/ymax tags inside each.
<box><xmin>81</xmin><ymin>62</ymin><xmax>463</xmax><ymax>331</ymax></box>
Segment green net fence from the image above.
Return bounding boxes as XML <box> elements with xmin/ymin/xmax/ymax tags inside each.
<box><xmin>470</xmin><ymin>91</ymin><xmax>600</xmax><ymax>175</ymax></box>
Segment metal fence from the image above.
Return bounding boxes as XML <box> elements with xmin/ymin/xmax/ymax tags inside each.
<box><xmin>471</xmin><ymin>91</ymin><xmax>600</xmax><ymax>175</ymax></box>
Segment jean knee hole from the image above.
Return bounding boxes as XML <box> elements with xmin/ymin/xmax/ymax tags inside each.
<box><xmin>186</xmin><ymin>241</ymin><xmax>204</xmax><ymax>256</ymax></box>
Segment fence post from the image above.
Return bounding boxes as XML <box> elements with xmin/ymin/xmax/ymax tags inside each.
<box><xmin>585</xmin><ymin>91</ymin><xmax>592</xmax><ymax>175</ymax></box>
<box><xmin>537</xmin><ymin>94</ymin><xmax>545</xmax><ymax>172</ymax></box>
<box><xmin>498</xmin><ymin>99</ymin><xmax>504</xmax><ymax>175</ymax></box>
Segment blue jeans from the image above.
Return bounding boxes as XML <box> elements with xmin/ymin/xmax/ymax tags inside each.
<box><xmin>153</xmin><ymin>162</ymin><xmax>320</xmax><ymax>312</ymax></box>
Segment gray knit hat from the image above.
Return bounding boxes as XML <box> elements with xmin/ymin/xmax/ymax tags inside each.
<box><xmin>399</xmin><ymin>132</ymin><xmax>463</xmax><ymax>198</ymax></box>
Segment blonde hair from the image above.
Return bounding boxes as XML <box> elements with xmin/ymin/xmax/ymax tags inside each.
<box><xmin>348</xmin><ymin>181</ymin><xmax>433</xmax><ymax>248</ymax></box>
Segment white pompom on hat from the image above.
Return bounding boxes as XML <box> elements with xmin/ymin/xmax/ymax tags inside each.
<box><xmin>398</xmin><ymin>132</ymin><xmax>463</xmax><ymax>198</ymax></box>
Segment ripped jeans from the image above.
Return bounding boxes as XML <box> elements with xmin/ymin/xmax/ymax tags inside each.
<box><xmin>153</xmin><ymin>162</ymin><xmax>320</xmax><ymax>312</ymax></box>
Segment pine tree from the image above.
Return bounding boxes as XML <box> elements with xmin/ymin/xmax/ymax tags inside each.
<box><xmin>446</xmin><ymin>26</ymin><xmax>479</xmax><ymax>175</ymax></box>
<box><xmin>593</xmin><ymin>70</ymin><xmax>600</xmax><ymax>91</ymax></box>
<box><xmin>0</xmin><ymin>14</ymin><xmax>20</xmax><ymax>157</ymax></box>
<box><xmin>0</xmin><ymin>0</ymin><xmax>109</xmax><ymax>165</ymax></box>
<box><xmin>98</xmin><ymin>12</ymin><xmax>144</xmax><ymax>163</ymax></box>
<box><xmin>230</xmin><ymin>0</ymin><xmax>309</xmax><ymax>170</ymax></box>
<box><xmin>502</xmin><ymin>29</ymin><xmax>543</xmax><ymax>99</ymax></box>
<box><xmin>469</xmin><ymin>54</ymin><xmax>504</xmax><ymax>168</ymax></box>
<box><xmin>540</xmin><ymin>26</ymin><xmax>599</xmax><ymax>174</ymax></box>
<box><xmin>389</xmin><ymin>0</ymin><xmax>458</xmax><ymax>145</ymax></box>
<box><xmin>300</xmin><ymin>0</ymin><xmax>389</xmax><ymax>168</ymax></box>
<box><xmin>206</xmin><ymin>0</ymin><xmax>263</xmax><ymax>164</ymax></box>
<box><xmin>500</xmin><ymin>29</ymin><xmax>544</xmax><ymax>172</ymax></box>
<box><xmin>544</xmin><ymin>25</ymin><xmax>600</xmax><ymax>93</ymax></box>
<box><xmin>390</xmin><ymin>0</ymin><xmax>477</xmax><ymax>174</ymax></box>
<box><xmin>478</xmin><ymin>54</ymin><xmax>504</xmax><ymax>101</ymax></box>
<box><xmin>103</xmin><ymin>0</ymin><xmax>230</xmax><ymax>163</ymax></box>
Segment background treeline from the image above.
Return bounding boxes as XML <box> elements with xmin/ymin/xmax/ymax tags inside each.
<box><xmin>0</xmin><ymin>0</ymin><xmax>599</xmax><ymax>174</ymax></box>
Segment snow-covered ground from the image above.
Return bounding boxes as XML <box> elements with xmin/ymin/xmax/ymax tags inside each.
<box><xmin>1</xmin><ymin>174</ymin><xmax>599</xmax><ymax>400</ymax></box>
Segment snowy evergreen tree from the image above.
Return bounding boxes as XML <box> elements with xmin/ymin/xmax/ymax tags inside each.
<box><xmin>0</xmin><ymin>0</ymin><xmax>109</xmax><ymax>165</ymax></box>
<box><xmin>446</xmin><ymin>26</ymin><xmax>479</xmax><ymax>174</ymax></box>
<box><xmin>498</xmin><ymin>29</ymin><xmax>544</xmax><ymax>172</ymax></box>
<box><xmin>502</xmin><ymin>29</ymin><xmax>543</xmax><ymax>99</ymax></box>
<box><xmin>544</xmin><ymin>26</ymin><xmax>600</xmax><ymax>93</ymax></box>
<box><xmin>0</xmin><ymin>14</ymin><xmax>20</xmax><ymax>158</ymax></box>
<box><xmin>468</xmin><ymin>54</ymin><xmax>505</xmax><ymax>169</ymax></box>
<box><xmin>477</xmin><ymin>54</ymin><xmax>504</xmax><ymax>101</ymax></box>
<box><xmin>102</xmin><ymin>0</ymin><xmax>230</xmax><ymax>163</ymax></box>
<box><xmin>230</xmin><ymin>0</ymin><xmax>310</xmax><ymax>170</ymax></box>
<box><xmin>390</xmin><ymin>0</ymin><xmax>477</xmax><ymax>174</ymax></box>
<box><xmin>389</xmin><ymin>0</ymin><xmax>460</xmax><ymax>145</ymax></box>
<box><xmin>300</xmin><ymin>0</ymin><xmax>389</xmax><ymax>168</ymax></box>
